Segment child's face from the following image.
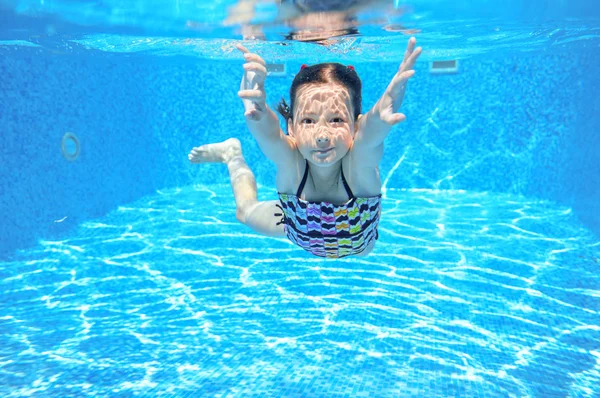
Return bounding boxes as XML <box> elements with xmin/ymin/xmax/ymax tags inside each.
<box><xmin>289</xmin><ymin>83</ymin><xmax>357</xmax><ymax>167</ymax></box>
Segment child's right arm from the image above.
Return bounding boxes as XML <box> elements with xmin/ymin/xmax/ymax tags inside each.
<box><xmin>235</xmin><ymin>44</ymin><xmax>296</xmax><ymax>165</ymax></box>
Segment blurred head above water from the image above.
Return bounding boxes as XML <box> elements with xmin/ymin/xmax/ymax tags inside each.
<box><xmin>225</xmin><ymin>0</ymin><xmax>412</xmax><ymax>44</ymax></box>
<box><xmin>1</xmin><ymin>0</ymin><xmax>599</xmax><ymax>61</ymax></box>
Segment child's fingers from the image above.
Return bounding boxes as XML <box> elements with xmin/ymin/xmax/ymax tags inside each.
<box><xmin>244</xmin><ymin>109</ymin><xmax>263</xmax><ymax>121</ymax></box>
<box><xmin>238</xmin><ymin>89</ymin><xmax>265</xmax><ymax>101</ymax></box>
<box><xmin>235</xmin><ymin>43</ymin><xmax>250</xmax><ymax>54</ymax></box>
<box><xmin>400</xmin><ymin>43</ymin><xmax>421</xmax><ymax>72</ymax></box>
<box><xmin>403</xmin><ymin>37</ymin><xmax>416</xmax><ymax>63</ymax></box>
<box><xmin>236</xmin><ymin>44</ymin><xmax>267</xmax><ymax>68</ymax></box>
<box><xmin>400</xmin><ymin>69</ymin><xmax>415</xmax><ymax>80</ymax></box>
<box><xmin>404</xmin><ymin>46</ymin><xmax>422</xmax><ymax>70</ymax></box>
<box><xmin>243</xmin><ymin>53</ymin><xmax>266</xmax><ymax>66</ymax></box>
<box><xmin>389</xmin><ymin>69</ymin><xmax>415</xmax><ymax>92</ymax></box>
<box><xmin>238</xmin><ymin>90</ymin><xmax>260</xmax><ymax>99</ymax></box>
<box><xmin>243</xmin><ymin>62</ymin><xmax>267</xmax><ymax>77</ymax></box>
<box><xmin>382</xmin><ymin>112</ymin><xmax>406</xmax><ymax>125</ymax></box>
<box><xmin>395</xmin><ymin>69</ymin><xmax>415</xmax><ymax>84</ymax></box>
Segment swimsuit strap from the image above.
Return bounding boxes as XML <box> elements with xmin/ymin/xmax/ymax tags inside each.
<box><xmin>296</xmin><ymin>159</ymin><xmax>310</xmax><ymax>196</ymax></box>
<box><xmin>296</xmin><ymin>159</ymin><xmax>355</xmax><ymax>199</ymax></box>
<box><xmin>340</xmin><ymin>166</ymin><xmax>355</xmax><ymax>199</ymax></box>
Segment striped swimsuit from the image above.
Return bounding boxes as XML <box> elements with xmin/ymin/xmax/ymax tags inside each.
<box><xmin>276</xmin><ymin>160</ymin><xmax>381</xmax><ymax>258</ymax></box>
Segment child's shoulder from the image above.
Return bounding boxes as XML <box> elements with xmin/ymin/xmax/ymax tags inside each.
<box><xmin>274</xmin><ymin>150</ymin><xmax>306</xmax><ymax>193</ymax></box>
<box><xmin>341</xmin><ymin>155</ymin><xmax>382</xmax><ymax>198</ymax></box>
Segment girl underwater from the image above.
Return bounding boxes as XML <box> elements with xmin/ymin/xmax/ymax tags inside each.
<box><xmin>189</xmin><ymin>37</ymin><xmax>422</xmax><ymax>258</ymax></box>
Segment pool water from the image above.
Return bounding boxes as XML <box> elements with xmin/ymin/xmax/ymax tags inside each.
<box><xmin>1</xmin><ymin>0</ymin><xmax>600</xmax><ymax>397</ymax></box>
<box><xmin>2</xmin><ymin>186</ymin><xmax>599</xmax><ymax>396</ymax></box>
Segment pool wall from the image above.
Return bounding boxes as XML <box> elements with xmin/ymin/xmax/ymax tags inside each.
<box><xmin>1</xmin><ymin>49</ymin><xmax>598</xmax><ymax>258</ymax></box>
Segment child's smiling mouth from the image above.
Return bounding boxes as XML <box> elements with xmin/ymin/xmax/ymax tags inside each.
<box><xmin>313</xmin><ymin>147</ymin><xmax>335</xmax><ymax>159</ymax></box>
<box><xmin>315</xmin><ymin>147</ymin><xmax>334</xmax><ymax>154</ymax></box>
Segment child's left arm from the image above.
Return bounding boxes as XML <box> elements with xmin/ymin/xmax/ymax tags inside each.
<box><xmin>352</xmin><ymin>37</ymin><xmax>422</xmax><ymax>153</ymax></box>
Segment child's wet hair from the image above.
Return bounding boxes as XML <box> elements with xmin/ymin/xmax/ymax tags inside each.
<box><xmin>277</xmin><ymin>63</ymin><xmax>362</xmax><ymax>130</ymax></box>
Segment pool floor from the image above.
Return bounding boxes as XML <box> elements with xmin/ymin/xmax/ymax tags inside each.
<box><xmin>1</xmin><ymin>185</ymin><xmax>599</xmax><ymax>397</ymax></box>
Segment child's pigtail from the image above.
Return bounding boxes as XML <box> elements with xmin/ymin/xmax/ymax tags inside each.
<box><xmin>276</xmin><ymin>97</ymin><xmax>293</xmax><ymax>134</ymax></box>
<box><xmin>276</xmin><ymin>97</ymin><xmax>292</xmax><ymax>120</ymax></box>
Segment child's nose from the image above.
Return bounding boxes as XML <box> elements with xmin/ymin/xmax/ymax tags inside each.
<box><xmin>316</xmin><ymin>133</ymin><xmax>330</xmax><ymax>144</ymax></box>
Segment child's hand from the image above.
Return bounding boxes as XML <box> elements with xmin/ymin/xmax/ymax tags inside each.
<box><xmin>235</xmin><ymin>43</ymin><xmax>268</xmax><ymax>121</ymax></box>
<box><xmin>376</xmin><ymin>37</ymin><xmax>422</xmax><ymax>125</ymax></box>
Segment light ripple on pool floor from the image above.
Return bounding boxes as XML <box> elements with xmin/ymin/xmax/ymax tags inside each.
<box><xmin>1</xmin><ymin>185</ymin><xmax>599</xmax><ymax>397</ymax></box>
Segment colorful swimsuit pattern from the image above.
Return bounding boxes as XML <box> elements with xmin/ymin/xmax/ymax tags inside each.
<box><xmin>276</xmin><ymin>160</ymin><xmax>382</xmax><ymax>259</ymax></box>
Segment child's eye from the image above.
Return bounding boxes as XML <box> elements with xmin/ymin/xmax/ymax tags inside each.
<box><xmin>301</xmin><ymin>118</ymin><xmax>314</xmax><ymax>125</ymax></box>
<box><xmin>331</xmin><ymin>117</ymin><xmax>345</xmax><ymax>124</ymax></box>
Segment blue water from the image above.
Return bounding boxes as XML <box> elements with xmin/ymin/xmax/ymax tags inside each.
<box><xmin>2</xmin><ymin>185</ymin><xmax>600</xmax><ymax>396</ymax></box>
<box><xmin>1</xmin><ymin>0</ymin><xmax>600</xmax><ymax>397</ymax></box>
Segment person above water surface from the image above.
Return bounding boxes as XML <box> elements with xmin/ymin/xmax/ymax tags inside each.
<box><xmin>189</xmin><ymin>37</ymin><xmax>422</xmax><ymax>258</ymax></box>
<box><xmin>222</xmin><ymin>0</ymin><xmax>417</xmax><ymax>44</ymax></box>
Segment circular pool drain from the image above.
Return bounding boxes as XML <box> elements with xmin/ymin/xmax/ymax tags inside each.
<box><xmin>61</xmin><ymin>132</ymin><xmax>80</xmax><ymax>161</ymax></box>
